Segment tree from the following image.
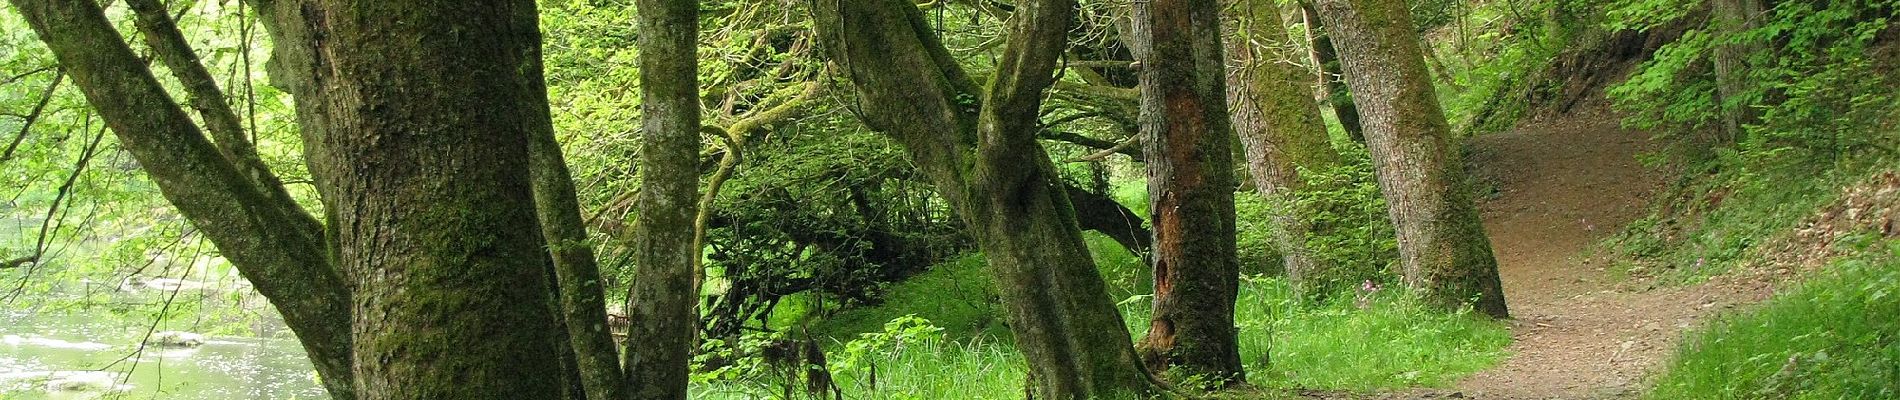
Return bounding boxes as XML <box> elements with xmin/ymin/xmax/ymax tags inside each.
<box><xmin>1129</xmin><ymin>0</ymin><xmax>1247</xmax><ymax>384</ymax></box>
<box><xmin>8</xmin><ymin>1</ymin><xmax>356</xmax><ymax>397</ymax></box>
<box><xmin>1226</xmin><ymin>0</ymin><xmax>1343</xmax><ymax>293</ymax></box>
<box><xmin>274</xmin><ymin>0</ymin><xmax>577</xmax><ymax>396</ymax></box>
<box><xmin>623</xmin><ymin>0</ymin><xmax>702</xmax><ymax>398</ymax></box>
<box><xmin>1314</xmin><ymin>0</ymin><xmax>1509</xmax><ymax>318</ymax></box>
<box><xmin>812</xmin><ymin>0</ymin><xmax>1155</xmax><ymax>396</ymax></box>
<box><xmin>15</xmin><ymin>0</ymin><xmax>602</xmax><ymax>397</ymax></box>
<box><xmin>528</xmin><ymin>17</ymin><xmax>629</xmax><ymax>400</ymax></box>
<box><xmin>1301</xmin><ymin>0</ymin><xmax>1366</xmax><ymax>141</ymax></box>
<box><xmin>1709</xmin><ymin>0</ymin><xmax>1767</xmax><ymax>142</ymax></box>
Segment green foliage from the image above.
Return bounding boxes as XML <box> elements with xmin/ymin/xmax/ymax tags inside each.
<box><xmin>2</xmin><ymin>2</ymin><xmax>303</xmax><ymax>336</ymax></box>
<box><xmin>1610</xmin><ymin>165</ymin><xmax>1867</xmax><ymax>280</ymax></box>
<box><xmin>832</xmin><ymin>315</ymin><xmax>946</xmax><ymax>373</ymax></box>
<box><xmin>1608</xmin><ymin>0</ymin><xmax>1900</xmax><ymax>167</ymax></box>
<box><xmin>811</xmin><ymin>252</ymin><xmax>1009</xmax><ymax>341</ymax></box>
<box><xmin>1430</xmin><ymin>0</ymin><xmax>1578</xmax><ymax>134</ymax></box>
<box><xmin>1239</xmin><ymin>277</ymin><xmax>1512</xmax><ymax>390</ymax></box>
<box><xmin>1234</xmin><ymin>194</ymin><xmax>1286</xmax><ymax>275</ymax></box>
<box><xmin>1647</xmin><ymin>239</ymin><xmax>1900</xmax><ymax>399</ymax></box>
<box><xmin>690</xmin><ymin>330</ymin><xmax>780</xmax><ymax>384</ymax></box>
<box><xmin>779</xmin><ymin>238</ymin><xmax>1508</xmax><ymax>397</ymax></box>
<box><xmin>1288</xmin><ymin>146</ymin><xmax>1402</xmax><ymax>296</ymax></box>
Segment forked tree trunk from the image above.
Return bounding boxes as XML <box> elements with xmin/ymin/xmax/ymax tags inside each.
<box><xmin>813</xmin><ymin>0</ymin><xmax>1155</xmax><ymax>397</ymax></box>
<box><xmin>1226</xmin><ymin>0</ymin><xmax>1342</xmax><ymax>292</ymax></box>
<box><xmin>1314</xmin><ymin>0</ymin><xmax>1509</xmax><ymax>318</ymax></box>
<box><xmin>1130</xmin><ymin>0</ymin><xmax>1246</xmax><ymax>385</ymax></box>
<box><xmin>625</xmin><ymin>0</ymin><xmax>703</xmax><ymax>398</ymax></box>
<box><xmin>1301</xmin><ymin>0</ymin><xmax>1366</xmax><ymax>142</ymax></box>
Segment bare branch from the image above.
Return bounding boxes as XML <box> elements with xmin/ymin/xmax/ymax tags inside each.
<box><xmin>2</xmin><ymin>71</ymin><xmax>64</xmax><ymax>165</ymax></box>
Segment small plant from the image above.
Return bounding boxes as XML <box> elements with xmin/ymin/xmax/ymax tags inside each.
<box><xmin>833</xmin><ymin>315</ymin><xmax>944</xmax><ymax>374</ymax></box>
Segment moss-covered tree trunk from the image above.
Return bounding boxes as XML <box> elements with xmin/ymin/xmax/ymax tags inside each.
<box><xmin>1315</xmin><ymin>0</ymin><xmax>1509</xmax><ymax>318</ymax></box>
<box><xmin>1226</xmin><ymin>0</ymin><xmax>1343</xmax><ymax>292</ymax></box>
<box><xmin>7</xmin><ymin>1</ymin><xmax>356</xmax><ymax>398</ymax></box>
<box><xmin>290</xmin><ymin>0</ymin><xmax>574</xmax><ymax>397</ymax></box>
<box><xmin>813</xmin><ymin>0</ymin><xmax>1155</xmax><ymax>397</ymax></box>
<box><xmin>624</xmin><ymin>0</ymin><xmax>702</xmax><ymax>398</ymax></box>
<box><xmin>524</xmin><ymin>19</ymin><xmax>629</xmax><ymax>400</ymax></box>
<box><xmin>1129</xmin><ymin>0</ymin><xmax>1246</xmax><ymax>385</ymax></box>
<box><xmin>1301</xmin><ymin>0</ymin><xmax>1366</xmax><ymax>142</ymax></box>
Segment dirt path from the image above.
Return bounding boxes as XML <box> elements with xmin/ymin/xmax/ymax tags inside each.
<box><xmin>1439</xmin><ymin>111</ymin><xmax>1775</xmax><ymax>399</ymax></box>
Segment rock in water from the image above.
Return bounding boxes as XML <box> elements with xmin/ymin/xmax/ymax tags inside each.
<box><xmin>43</xmin><ymin>371</ymin><xmax>117</xmax><ymax>392</ymax></box>
<box><xmin>145</xmin><ymin>331</ymin><xmax>205</xmax><ymax>347</ymax></box>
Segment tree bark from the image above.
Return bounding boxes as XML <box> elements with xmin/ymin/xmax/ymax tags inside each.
<box><xmin>524</xmin><ymin>19</ymin><xmax>629</xmax><ymax>400</ymax></box>
<box><xmin>1129</xmin><ymin>0</ymin><xmax>1247</xmax><ymax>385</ymax></box>
<box><xmin>1301</xmin><ymin>0</ymin><xmax>1366</xmax><ymax>142</ymax></box>
<box><xmin>1314</xmin><ymin>0</ymin><xmax>1509</xmax><ymax>318</ymax></box>
<box><xmin>290</xmin><ymin>0</ymin><xmax>574</xmax><ymax>397</ymax></box>
<box><xmin>1067</xmin><ymin>184</ymin><xmax>1154</xmax><ymax>258</ymax></box>
<box><xmin>625</xmin><ymin>0</ymin><xmax>702</xmax><ymax>398</ymax></box>
<box><xmin>1709</xmin><ymin>0</ymin><xmax>1765</xmax><ymax>142</ymax></box>
<box><xmin>813</xmin><ymin>0</ymin><xmax>1156</xmax><ymax>397</ymax></box>
<box><xmin>7</xmin><ymin>1</ymin><xmax>356</xmax><ymax>398</ymax></box>
<box><xmin>1227</xmin><ymin>0</ymin><xmax>1342</xmax><ymax>292</ymax></box>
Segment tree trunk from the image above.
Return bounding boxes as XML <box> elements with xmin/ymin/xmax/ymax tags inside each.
<box><xmin>1226</xmin><ymin>0</ymin><xmax>1342</xmax><ymax>292</ymax></box>
<box><xmin>625</xmin><ymin>0</ymin><xmax>702</xmax><ymax>398</ymax></box>
<box><xmin>8</xmin><ymin>1</ymin><xmax>356</xmax><ymax>398</ymax></box>
<box><xmin>291</xmin><ymin>0</ymin><xmax>574</xmax><ymax>397</ymax></box>
<box><xmin>1314</xmin><ymin>0</ymin><xmax>1509</xmax><ymax>318</ymax></box>
<box><xmin>1709</xmin><ymin>0</ymin><xmax>1766</xmax><ymax>142</ymax></box>
<box><xmin>1301</xmin><ymin>0</ymin><xmax>1366</xmax><ymax>142</ymax></box>
<box><xmin>1130</xmin><ymin>0</ymin><xmax>1246</xmax><ymax>385</ymax></box>
<box><xmin>524</xmin><ymin>22</ymin><xmax>629</xmax><ymax>400</ymax></box>
<box><xmin>813</xmin><ymin>0</ymin><xmax>1156</xmax><ymax>397</ymax></box>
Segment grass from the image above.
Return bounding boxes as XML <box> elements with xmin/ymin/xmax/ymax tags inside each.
<box><xmin>1646</xmin><ymin>238</ymin><xmax>1900</xmax><ymax>399</ymax></box>
<box><xmin>716</xmin><ymin>230</ymin><xmax>1512</xmax><ymax>398</ymax></box>
<box><xmin>1610</xmin><ymin>161</ymin><xmax>1882</xmax><ymax>283</ymax></box>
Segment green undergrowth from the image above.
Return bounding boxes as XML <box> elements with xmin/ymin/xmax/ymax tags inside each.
<box><xmin>1609</xmin><ymin>163</ymin><xmax>1878</xmax><ymax>282</ymax></box>
<box><xmin>1646</xmin><ymin>238</ymin><xmax>1900</xmax><ymax>399</ymax></box>
<box><xmin>704</xmin><ymin>231</ymin><xmax>1509</xmax><ymax>398</ymax></box>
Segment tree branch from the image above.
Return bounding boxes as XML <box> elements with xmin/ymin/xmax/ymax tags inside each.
<box><xmin>1064</xmin><ymin>133</ymin><xmax>1143</xmax><ymax>162</ymax></box>
<box><xmin>692</xmin><ymin>81</ymin><xmax>823</xmax><ymax>277</ymax></box>
<box><xmin>2</xmin><ymin>71</ymin><xmax>63</xmax><ymax>165</ymax></box>
<box><xmin>1042</xmin><ymin>129</ymin><xmax>1144</xmax><ymax>161</ymax></box>
<box><xmin>8</xmin><ymin>1</ymin><xmax>353</xmax><ymax>397</ymax></box>
<box><xmin>124</xmin><ymin>0</ymin><xmax>288</xmax><ymax>197</ymax></box>
<box><xmin>0</xmin><ymin>256</ymin><xmax>36</xmax><ymax>269</ymax></box>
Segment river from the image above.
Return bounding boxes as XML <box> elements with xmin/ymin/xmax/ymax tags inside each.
<box><xmin>1</xmin><ymin>292</ymin><xmax>325</xmax><ymax>399</ymax></box>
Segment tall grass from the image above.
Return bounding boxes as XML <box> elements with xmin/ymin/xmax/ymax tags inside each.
<box><xmin>1646</xmin><ymin>238</ymin><xmax>1900</xmax><ymax>399</ymax></box>
<box><xmin>718</xmin><ymin>232</ymin><xmax>1512</xmax><ymax>398</ymax></box>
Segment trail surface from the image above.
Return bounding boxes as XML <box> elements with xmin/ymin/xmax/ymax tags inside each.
<box><xmin>1436</xmin><ymin>111</ymin><xmax>1774</xmax><ymax>399</ymax></box>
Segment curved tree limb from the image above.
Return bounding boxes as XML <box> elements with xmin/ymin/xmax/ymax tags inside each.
<box><xmin>690</xmin><ymin>81</ymin><xmax>823</xmax><ymax>284</ymax></box>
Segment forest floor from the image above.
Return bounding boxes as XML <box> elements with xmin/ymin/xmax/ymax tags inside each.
<box><xmin>1358</xmin><ymin>110</ymin><xmax>1783</xmax><ymax>399</ymax></box>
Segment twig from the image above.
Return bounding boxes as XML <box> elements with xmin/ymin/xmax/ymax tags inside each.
<box><xmin>1065</xmin><ymin>134</ymin><xmax>1142</xmax><ymax>162</ymax></box>
<box><xmin>2</xmin><ymin>71</ymin><xmax>65</xmax><ymax>164</ymax></box>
